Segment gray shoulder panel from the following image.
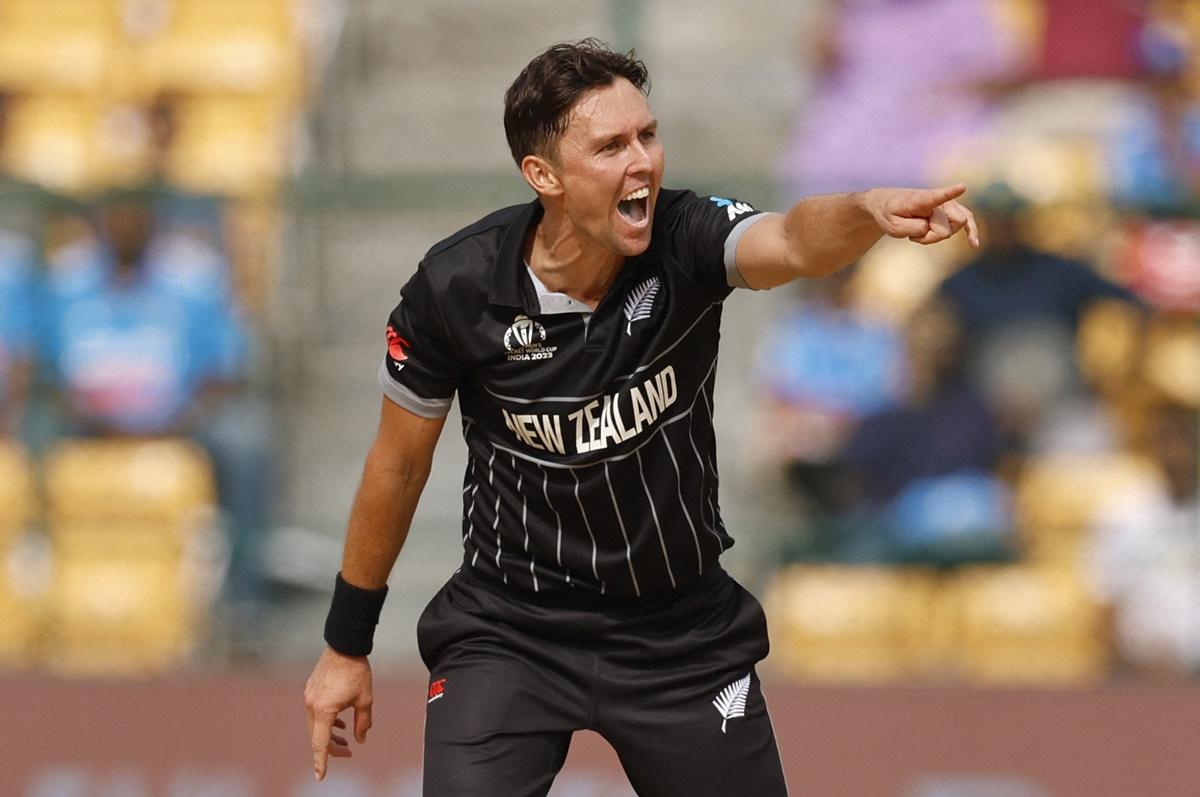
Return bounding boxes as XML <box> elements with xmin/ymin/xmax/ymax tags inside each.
<box><xmin>377</xmin><ymin>362</ymin><xmax>454</xmax><ymax>418</ymax></box>
<box><xmin>723</xmin><ymin>212</ymin><xmax>776</xmax><ymax>290</ymax></box>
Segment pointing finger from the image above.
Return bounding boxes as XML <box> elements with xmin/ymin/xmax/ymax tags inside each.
<box><xmin>311</xmin><ymin>711</ymin><xmax>335</xmax><ymax>781</ymax></box>
<box><xmin>897</xmin><ymin>183</ymin><xmax>967</xmax><ymax>216</ymax></box>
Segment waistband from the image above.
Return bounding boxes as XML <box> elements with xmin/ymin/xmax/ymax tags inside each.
<box><xmin>455</xmin><ymin>564</ymin><xmax>729</xmax><ymax>612</ymax></box>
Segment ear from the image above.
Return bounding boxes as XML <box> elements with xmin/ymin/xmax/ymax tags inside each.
<box><xmin>520</xmin><ymin>153</ymin><xmax>563</xmax><ymax>198</ymax></box>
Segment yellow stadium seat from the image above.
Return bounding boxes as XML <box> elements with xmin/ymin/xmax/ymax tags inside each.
<box><xmin>1144</xmin><ymin>316</ymin><xmax>1200</xmax><ymax>407</ymax></box>
<box><xmin>162</xmin><ymin>95</ymin><xmax>291</xmax><ymax>196</ymax></box>
<box><xmin>43</xmin><ymin>438</ymin><xmax>215</xmax><ymax>528</ymax></box>
<box><xmin>1003</xmin><ymin>135</ymin><xmax>1105</xmax><ymax>205</ymax></box>
<box><xmin>763</xmin><ymin>565</ymin><xmax>939</xmax><ymax>682</ymax></box>
<box><xmin>0</xmin><ymin>442</ymin><xmax>35</xmax><ymax>540</ymax></box>
<box><xmin>1077</xmin><ymin>299</ymin><xmax>1143</xmax><ymax>397</ymax></box>
<box><xmin>0</xmin><ymin>0</ymin><xmax>120</xmax><ymax>92</ymax></box>
<box><xmin>40</xmin><ymin>439</ymin><xmax>216</xmax><ymax>673</ymax></box>
<box><xmin>941</xmin><ymin>566</ymin><xmax>1108</xmax><ymax>684</ymax></box>
<box><xmin>1015</xmin><ymin>452</ymin><xmax>1161</xmax><ymax>563</ymax></box>
<box><xmin>166</xmin><ymin>0</ymin><xmax>295</xmax><ymax>37</ymax></box>
<box><xmin>0</xmin><ymin>566</ymin><xmax>43</xmax><ymax>669</ymax></box>
<box><xmin>43</xmin><ymin>553</ymin><xmax>197</xmax><ymax>675</ymax></box>
<box><xmin>1</xmin><ymin>95</ymin><xmax>159</xmax><ymax>191</ymax></box>
<box><xmin>0</xmin><ymin>97</ymin><xmax>102</xmax><ymax>193</ymax></box>
<box><xmin>139</xmin><ymin>0</ymin><xmax>303</xmax><ymax>96</ymax></box>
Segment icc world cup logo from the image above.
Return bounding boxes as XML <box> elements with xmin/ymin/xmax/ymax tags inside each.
<box><xmin>504</xmin><ymin>315</ymin><xmax>547</xmax><ymax>352</ymax></box>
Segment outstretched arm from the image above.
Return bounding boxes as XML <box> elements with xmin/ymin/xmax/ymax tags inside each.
<box><xmin>734</xmin><ymin>183</ymin><xmax>980</xmax><ymax>289</ymax></box>
<box><xmin>304</xmin><ymin>396</ymin><xmax>448</xmax><ymax>781</ymax></box>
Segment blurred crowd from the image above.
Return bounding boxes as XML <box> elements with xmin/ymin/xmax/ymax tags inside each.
<box><xmin>758</xmin><ymin>0</ymin><xmax>1199</xmax><ymax>682</ymax></box>
<box><xmin>0</xmin><ymin>0</ymin><xmax>1196</xmax><ymax>686</ymax></box>
<box><xmin>0</xmin><ymin>0</ymin><xmax>327</xmax><ymax>672</ymax></box>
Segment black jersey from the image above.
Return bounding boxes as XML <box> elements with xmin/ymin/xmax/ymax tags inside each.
<box><xmin>379</xmin><ymin>188</ymin><xmax>770</xmax><ymax>600</ymax></box>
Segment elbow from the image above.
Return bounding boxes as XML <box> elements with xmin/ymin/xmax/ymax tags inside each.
<box><xmin>784</xmin><ymin>248</ymin><xmax>843</xmax><ymax>281</ymax></box>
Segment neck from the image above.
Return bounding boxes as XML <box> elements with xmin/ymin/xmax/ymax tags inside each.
<box><xmin>527</xmin><ymin>206</ymin><xmax>623</xmax><ymax>310</ymax></box>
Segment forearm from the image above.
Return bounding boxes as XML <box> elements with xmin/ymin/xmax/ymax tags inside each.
<box><xmin>737</xmin><ymin>183</ymin><xmax>974</xmax><ymax>290</ymax></box>
<box><xmin>339</xmin><ymin>443</ymin><xmax>431</xmax><ymax>589</ymax></box>
<box><xmin>780</xmin><ymin>191</ymin><xmax>882</xmax><ymax>279</ymax></box>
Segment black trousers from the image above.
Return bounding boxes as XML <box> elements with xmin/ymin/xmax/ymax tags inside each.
<box><xmin>415</xmin><ymin>566</ymin><xmax>789</xmax><ymax>796</ymax></box>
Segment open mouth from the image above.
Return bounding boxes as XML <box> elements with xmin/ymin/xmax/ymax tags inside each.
<box><xmin>617</xmin><ymin>187</ymin><xmax>650</xmax><ymax>225</ymax></box>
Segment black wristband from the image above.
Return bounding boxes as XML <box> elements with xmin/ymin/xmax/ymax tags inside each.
<box><xmin>323</xmin><ymin>572</ymin><xmax>389</xmax><ymax>657</ymax></box>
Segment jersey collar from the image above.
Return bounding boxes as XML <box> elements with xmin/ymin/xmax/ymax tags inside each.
<box><xmin>488</xmin><ymin>197</ymin><xmax>543</xmax><ymax>314</ymax></box>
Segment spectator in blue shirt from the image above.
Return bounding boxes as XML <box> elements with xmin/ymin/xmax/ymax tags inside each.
<box><xmin>754</xmin><ymin>265</ymin><xmax>906</xmax><ymax>515</ymax></box>
<box><xmin>0</xmin><ymin>229</ymin><xmax>35</xmax><ymax>437</ymax></box>
<box><xmin>41</xmin><ymin>190</ymin><xmax>272</xmax><ymax>612</ymax></box>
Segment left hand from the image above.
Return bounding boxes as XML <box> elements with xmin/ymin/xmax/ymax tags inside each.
<box><xmin>862</xmin><ymin>183</ymin><xmax>980</xmax><ymax>248</ymax></box>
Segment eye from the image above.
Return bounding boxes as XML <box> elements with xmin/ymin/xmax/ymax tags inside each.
<box><xmin>602</xmin><ymin>140</ymin><xmax>622</xmax><ymax>153</ymax></box>
<box><xmin>640</xmin><ymin>129</ymin><xmax>657</xmax><ymax>143</ymax></box>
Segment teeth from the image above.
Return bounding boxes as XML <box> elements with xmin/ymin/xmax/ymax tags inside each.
<box><xmin>620</xmin><ymin>187</ymin><xmax>650</xmax><ymax>202</ymax></box>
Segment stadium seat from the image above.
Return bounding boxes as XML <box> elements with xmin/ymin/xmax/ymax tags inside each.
<box><xmin>848</xmin><ymin>237</ymin><xmax>958</xmax><ymax>326</ymax></box>
<box><xmin>1076</xmin><ymin>299</ymin><xmax>1142</xmax><ymax>397</ymax></box>
<box><xmin>43</xmin><ymin>553</ymin><xmax>196</xmax><ymax>675</ymax></box>
<box><xmin>1144</xmin><ymin>316</ymin><xmax>1200</xmax><ymax>408</ymax></box>
<box><xmin>1015</xmin><ymin>452</ymin><xmax>1161</xmax><ymax>564</ymax></box>
<box><xmin>40</xmin><ymin>439</ymin><xmax>216</xmax><ymax>674</ymax></box>
<box><xmin>0</xmin><ymin>443</ymin><xmax>44</xmax><ymax>668</ymax></box>
<box><xmin>0</xmin><ymin>572</ymin><xmax>42</xmax><ymax>669</ymax></box>
<box><xmin>0</xmin><ymin>441</ymin><xmax>35</xmax><ymax>542</ymax></box>
<box><xmin>0</xmin><ymin>0</ymin><xmax>120</xmax><ymax>92</ymax></box>
<box><xmin>763</xmin><ymin>565</ymin><xmax>939</xmax><ymax>681</ymax></box>
<box><xmin>43</xmin><ymin>438</ymin><xmax>215</xmax><ymax>528</ymax></box>
<box><xmin>162</xmin><ymin>95</ymin><xmax>291</xmax><ymax>196</ymax></box>
<box><xmin>140</xmin><ymin>0</ymin><xmax>303</xmax><ymax>96</ymax></box>
<box><xmin>940</xmin><ymin>566</ymin><xmax>1108</xmax><ymax>684</ymax></box>
<box><xmin>0</xmin><ymin>97</ymin><xmax>101</xmax><ymax>193</ymax></box>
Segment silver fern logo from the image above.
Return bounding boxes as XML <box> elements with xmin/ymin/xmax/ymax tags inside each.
<box><xmin>712</xmin><ymin>673</ymin><xmax>751</xmax><ymax>733</ymax></box>
<box><xmin>623</xmin><ymin>276</ymin><xmax>661</xmax><ymax>335</ymax></box>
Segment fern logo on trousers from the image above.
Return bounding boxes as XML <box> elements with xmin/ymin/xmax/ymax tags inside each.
<box><xmin>713</xmin><ymin>672</ymin><xmax>751</xmax><ymax>733</ymax></box>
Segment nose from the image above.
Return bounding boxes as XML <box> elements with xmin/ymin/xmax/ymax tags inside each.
<box><xmin>628</xmin><ymin>140</ymin><xmax>652</xmax><ymax>175</ymax></box>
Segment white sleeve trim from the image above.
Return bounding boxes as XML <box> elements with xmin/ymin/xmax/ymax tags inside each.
<box><xmin>723</xmin><ymin>212</ymin><xmax>777</xmax><ymax>290</ymax></box>
<box><xmin>377</xmin><ymin>361</ymin><xmax>454</xmax><ymax>418</ymax></box>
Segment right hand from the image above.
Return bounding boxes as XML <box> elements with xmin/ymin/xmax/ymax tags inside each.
<box><xmin>304</xmin><ymin>647</ymin><xmax>374</xmax><ymax>781</ymax></box>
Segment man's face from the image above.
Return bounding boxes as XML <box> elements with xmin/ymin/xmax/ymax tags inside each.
<box><xmin>549</xmin><ymin>78</ymin><xmax>664</xmax><ymax>257</ymax></box>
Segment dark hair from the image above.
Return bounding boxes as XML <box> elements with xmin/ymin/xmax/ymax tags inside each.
<box><xmin>503</xmin><ymin>38</ymin><xmax>649</xmax><ymax>165</ymax></box>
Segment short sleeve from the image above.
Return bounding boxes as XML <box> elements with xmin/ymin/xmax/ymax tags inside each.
<box><xmin>377</xmin><ymin>264</ymin><xmax>465</xmax><ymax>418</ymax></box>
<box><xmin>657</xmin><ymin>190</ymin><xmax>774</xmax><ymax>298</ymax></box>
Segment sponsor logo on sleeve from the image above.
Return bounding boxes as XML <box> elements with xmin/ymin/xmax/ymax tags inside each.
<box><xmin>427</xmin><ymin>677</ymin><xmax>446</xmax><ymax>704</ymax></box>
<box><xmin>708</xmin><ymin>196</ymin><xmax>755</xmax><ymax>222</ymax></box>
<box><xmin>386</xmin><ymin>325</ymin><xmax>410</xmax><ymax>370</ymax></box>
<box><xmin>503</xmin><ymin>314</ymin><xmax>557</xmax><ymax>361</ymax></box>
